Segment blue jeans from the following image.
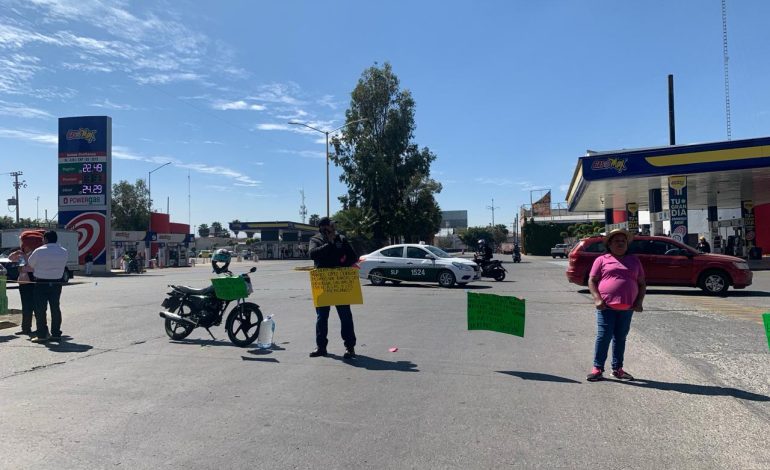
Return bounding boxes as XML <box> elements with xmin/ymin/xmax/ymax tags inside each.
<box><xmin>315</xmin><ymin>305</ymin><xmax>356</xmax><ymax>350</ymax></box>
<box><xmin>592</xmin><ymin>309</ymin><xmax>634</xmax><ymax>371</ymax></box>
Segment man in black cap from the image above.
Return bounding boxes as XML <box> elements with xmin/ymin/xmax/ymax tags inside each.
<box><xmin>308</xmin><ymin>217</ymin><xmax>359</xmax><ymax>358</ymax></box>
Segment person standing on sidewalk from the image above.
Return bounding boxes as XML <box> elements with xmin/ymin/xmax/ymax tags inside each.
<box><xmin>308</xmin><ymin>217</ymin><xmax>359</xmax><ymax>359</ymax></box>
<box><xmin>84</xmin><ymin>251</ymin><xmax>94</xmax><ymax>275</ymax></box>
<box><xmin>27</xmin><ymin>230</ymin><xmax>69</xmax><ymax>343</ymax></box>
<box><xmin>587</xmin><ymin>228</ymin><xmax>645</xmax><ymax>381</ymax></box>
<box><xmin>9</xmin><ymin>230</ymin><xmax>45</xmax><ymax>336</ymax></box>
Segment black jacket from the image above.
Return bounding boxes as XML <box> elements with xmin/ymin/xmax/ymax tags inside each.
<box><xmin>309</xmin><ymin>233</ymin><xmax>357</xmax><ymax>268</ymax></box>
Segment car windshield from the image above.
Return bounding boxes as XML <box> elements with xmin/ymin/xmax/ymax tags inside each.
<box><xmin>424</xmin><ymin>246</ymin><xmax>451</xmax><ymax>258</ymax></box>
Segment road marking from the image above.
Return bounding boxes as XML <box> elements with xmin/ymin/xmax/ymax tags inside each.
<box><xmin>685</xmin><ymin>296</ymin><xmax>766</xmax><ymax>325</ymax></box>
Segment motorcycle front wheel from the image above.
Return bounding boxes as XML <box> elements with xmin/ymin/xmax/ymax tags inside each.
<box><xmin>164</xmin><ymin>301</ymin><xmax>195</xmax><ymax>340</ymax></box>
<box><xmin>225</xmin><ymin>302</ymin><xmax>263</xmax><ymax>347</ymax></box>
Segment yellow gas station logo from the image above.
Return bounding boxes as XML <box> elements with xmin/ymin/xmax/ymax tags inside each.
<box><xmin>591</xmin><ymin>157</ymin><xmax>628</xmax><ymax>173</ymax></box>
<box><xmin>743</xmin><ymin>200</ymin><xmax>754</xmax><ymax>211</ymax></box>
<box><xmin>66</xmin><ymin>127</ymin><xmax>98</xmax><ymax>144</ymax></box>
<box><xmin>668</xmin><ymin>176</ymin><xmax>687</xmax><ymax>195</ymax></box>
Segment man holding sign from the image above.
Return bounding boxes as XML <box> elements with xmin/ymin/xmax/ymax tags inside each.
<box><xmin>308</xmin><ymin>217</ymin><xmax>359</xmax><ymax>359</ymax></box>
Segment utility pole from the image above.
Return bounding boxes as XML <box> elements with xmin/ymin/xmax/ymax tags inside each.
<box><xmin>486</xmin><ymin>198</ymin><xmax>500</xmax><ymax>226</ymax></box>
<box><xmin>35</xmin><ymin>196</ymin><xmax>39</xmax><ymax>222</ymax></box>
<box><xmin>10</xmin><ymin>171</ymin><xmax>26</xmax><ymax>224</ymax></box>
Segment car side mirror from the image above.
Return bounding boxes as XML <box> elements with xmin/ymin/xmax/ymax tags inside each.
<box><xmin>426</xmin><ymin>254</ymin><xmax>436</xmax><ymax>260</ymax></box>
<box><xmin>249</xmin><ymin>267</ymin><xmax>257</xmax><ymax>272</ymax></box>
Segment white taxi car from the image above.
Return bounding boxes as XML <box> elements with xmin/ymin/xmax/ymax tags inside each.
<box><xmin>358</xmin><ymin>244</ymin><xmax>480</xmax><ymax>287</ymax></box>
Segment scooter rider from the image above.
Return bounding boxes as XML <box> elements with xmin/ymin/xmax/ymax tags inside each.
<box><xmin>477</xmin><ymin>239</ymin><xmax>493</xmax><ymax>262</ymax></box>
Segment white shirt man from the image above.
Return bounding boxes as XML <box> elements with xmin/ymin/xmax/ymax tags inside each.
<box><xmin>27</xmin><ymin>231</ymin><xmax>69</xmax><ymax>342</ymax></box>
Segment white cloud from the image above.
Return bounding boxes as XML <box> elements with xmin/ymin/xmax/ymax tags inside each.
<box><xmin>317</xmin><ymin>95</ymin><xmax>339</xmax><ymax>109</ymax></box>
<box><xmin>248</xmin><ymin>83</ymin><xmax>303</xmax><ymax>105</ymax></box>
<box><xmin>275</xmin><ymin>149</ymin><xmax>325</xmax><ymax>159</ymax></box>
<box><xmin>0</xmin><ymin>127</ymin><xmax>57</xmax><ymax>145</ymax></box>
<box><xmin>256</xmin><ymin>123</ymin><xmax>291</xmax><ymax>131</ymax></box>
<box><xmin>0</xmin><ymin>100</ymin><xmax>52</xmax><ymax>118</ymax></box>
<box><xmin>213</xmin><ymin>100</ymin><xmax>266</xmax><ymax>111</ymax></box>
<box><xmin>475</xmin><ymin>177</ymin><xmax>514</xmax><ymax>186</ymax></box>
<box><xmin>90</xmin><ymin>98</ymin><xmax>135</xmax><ymax>110</ymax></box>
<box><xmin>559</xmin><ymin>184</ymin><xmax>569</xmax><ymax>192</ymax></box>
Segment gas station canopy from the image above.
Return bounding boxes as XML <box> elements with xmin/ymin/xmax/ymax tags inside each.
<box><xmin>566</xmin><ymin>136</ymin><xmax>770</xmax><ymax>213</ymax></box>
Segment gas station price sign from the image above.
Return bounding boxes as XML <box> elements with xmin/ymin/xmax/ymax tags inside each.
<box><xmin>58</xmin><ymin>159</ymin><xmax>109</xmax><ymax>204</ymax></box>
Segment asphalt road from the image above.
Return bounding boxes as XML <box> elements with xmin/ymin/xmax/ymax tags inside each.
<box><xmin>1</xmin><ymin>256</ymin><xmax>768</xmax><ymax>469</ymax></box>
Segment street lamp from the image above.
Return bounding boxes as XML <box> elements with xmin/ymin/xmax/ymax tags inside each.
<box><xmin>148</xmin><ymin>162</ymin><xmax>172</xmax><ymax>232</ymax></box>
<box><xmin>288</xmin><ymin>118</ymin><xmax>367</xmax><ymax>218</ymax></box>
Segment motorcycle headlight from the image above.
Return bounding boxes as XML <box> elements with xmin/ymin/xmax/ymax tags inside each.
<box><xmin>733</xmin><ymin>261</ymin><xmax>750</xmax><ymax>270</ymax></box>
<box><xmin>453</xmin><ymin>262</ymin><xmax>473</xmax><ymax>271</ymax></box>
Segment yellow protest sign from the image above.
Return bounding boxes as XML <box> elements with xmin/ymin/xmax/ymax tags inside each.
<box><xmin>310</xmin><ymin>268</ymin><xmax>363</xmax><ymax>307</ymax></box>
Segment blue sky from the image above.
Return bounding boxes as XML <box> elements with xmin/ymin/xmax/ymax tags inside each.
<box><xmin>2</xmin><ymin>0</ymin><xmax>770</xmax><ymax>233</ymax></box>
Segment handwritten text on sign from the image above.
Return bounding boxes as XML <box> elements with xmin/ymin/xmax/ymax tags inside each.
<box><xmin>467</xmin><ymin>292</ymin><xmax>525</xmax><ymax>337</ymax></box>
<box><xmin>310</xmin><ymin>268</ymin><xmax>363</xmax><ymax>307</ymax></box>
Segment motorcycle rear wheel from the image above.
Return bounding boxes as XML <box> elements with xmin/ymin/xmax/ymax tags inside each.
<box><xmin>225</xmin><ymin>302</ymin><xmax>263</xmax><ymax>347</ymax></box>
<box><xmin>164</xmin><ymin>301</ymin><xmax>195</xmax><ymax>340</ymax></box>
<box><xmin>493</xmin><ymin>270</ymin><xmax>506</xmax><ymax>281</ymax></box>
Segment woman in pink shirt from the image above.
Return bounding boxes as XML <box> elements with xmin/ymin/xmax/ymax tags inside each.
<box><xmin>587</xmin><ymin>228</ymin><xmax>646</xmax><ymax>381</ymax></box>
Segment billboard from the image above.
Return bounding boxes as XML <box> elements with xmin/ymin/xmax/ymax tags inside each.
<box><xmin>58</xmin><ymin>116</ymin><xmax>112</xmax><ymax>269</ymax></box>
<box><xmin>440</xmin><ymin>210</ymin><xmax>468</xmax><ymax>229</ymax></box>
<box><xmin>668</xmin><ymin>176</ymin><xmax>688</xmax><ymax>243</ymax></box>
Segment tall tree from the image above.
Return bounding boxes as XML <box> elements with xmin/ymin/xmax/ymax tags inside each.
<box><xmin>308</xmin><ymin>214</ymin><xmax>321</xmax><ymax>227</ymax></box>
<box><xmin>198</xmin><ymin>224</ymin><xmax>210</xmax><ymax>238</ymax></box>
<box><xmin>230</xmin><ymin>219</ymin><xmax>241</xmax><ymax>237</ymax></box>
<box><xmin>211</xmin><ymin>221</ymin><xmax>225</xmax><ymax>237</ymax></box>
<box><xmin>332</xmin><ymin>62</ymin><xmax>441</xmax><ymax>242</ymax></box>
<box><xmin>111</xmin><ymin>179</ymin><xmax>150</xmax><ymax>231</ymax></box>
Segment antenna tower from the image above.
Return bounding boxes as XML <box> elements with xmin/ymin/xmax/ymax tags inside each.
<box><xmin>299</xmin><ymin>189</ymin><xmax>307</xmax><ymax>223</ymax></box>
<box><xmin>722</xmin><ymin>0</ymin><xmax>732</xmax><ymax>140</ymax></box>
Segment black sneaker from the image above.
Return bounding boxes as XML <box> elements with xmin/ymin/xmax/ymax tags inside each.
<box><xmin>343</xmin><ymin>347</ymin><xmax>356</xmax><ymax>359</ymax></box>
<box><xmin>309</xmin><ymin>348</ymin><xmax>328</xmax><ymax>357</ymax></box>
<box><xmin>49</xmin><ymin>333</ymin><xmax>62</xmax><ymax>341</ymax></box>
<box><xmin>14</xmin><ymin>330</ymin><xmax>33</xmax><ymax>336</ymax></box>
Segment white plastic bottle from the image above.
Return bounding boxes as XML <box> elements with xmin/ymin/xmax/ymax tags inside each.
<box><xmin>256</xmin><ymin>314</ymin><xmax>275</xmax><ymax>349</ymax></box>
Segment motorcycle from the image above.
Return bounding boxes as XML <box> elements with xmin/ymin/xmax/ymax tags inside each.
<box><xmin>512</xmin><ymin>251</ymin><xmax>521</xmax><ymax>263</ymax></box>
<box><xmin>159</xmin><ymin>267</ymin><xmax>264</xmax><ymax>347</ymax></box>
<box><xmin>125</xmin><ymin>256</ymin><xmax>144</xmax><ymax>274</ymax></box>
<box><xmin>473</xmin><ymin>253</ymin><xmax>507</xmax><ymax>281</ymax></box>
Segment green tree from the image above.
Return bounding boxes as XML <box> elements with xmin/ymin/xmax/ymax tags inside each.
<box><xmin>333</xmin><ymin>206</ymin><xmax>377</xmax><ymax>240</ymax></box>
<box><xmin>111</xmin><ymin>179</ymin><xmax>150</xmax><ymax>231</ymax></box>
<box><xmin>491</xmin><ymin>224</ymin><xmax>509</xmax><ymax>247</ymax></box>
<box><xmin>398</xmin><ymin>175</ymin><xmax>442</xmax><ymax>243</ymax></box>
<box><xmin>309</xmin><ymin>214</ymin><xmax>321</xmax><ymax>226</ymax></box>
<box><xmin>332</xmin><ymin>62</ymin><xmax>440</xmax><ymax>243</ymax></box>
<box><xmin>198</xmin><ymin>224</ymin><xmax>210</xmax><ymax>237</ymax></box>
<box><xmin>230</xmin><ymin>219</ymin><xmax>241</xmax><ymax>237</ymax></box>
<box><xmin>211</xmin><ymin>221</ymin><xmax>224</xmax><ymax>237</ymax></box>
<box><xmin>459</xmin><ymin>226</ymin><xmax>495</xmax><ymax>249</ymax></box>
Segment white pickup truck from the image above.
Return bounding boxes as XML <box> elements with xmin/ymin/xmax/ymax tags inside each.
<box><xmin>0</xmin><ymin>229</ymin><xmax>80</xmax><ymax>282</ymax></box>
<box><xmin>550</xmin><ymin>243</ymin><xmax>571</xmax><ymax>259</ymax></box>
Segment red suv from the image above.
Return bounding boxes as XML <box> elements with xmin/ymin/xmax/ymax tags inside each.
<box><xmin>566</xmin><ymin>235</ymin><xmax>753</xmax><ymax>295</ymax></box>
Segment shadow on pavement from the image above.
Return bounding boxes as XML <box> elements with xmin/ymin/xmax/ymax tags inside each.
<box><xmin>497</xmin><ymin>371</ymin><xmax>581</xmax><ymax>384</ymax></box>
<box><xmin>614</xmin><ymin>379</ymin><xmax>770</xmax><ymax>401</ymax></box>
<box><xmin>170</xmin><ymin>338</ymin><xmax>232</xmax><ymax>347</ymax></box>
<box><xmin>44</xmin><ymin>336</ymin><xmax>93</xmax><ymax>353</ymax></box>
<box><xmin>0</xmin><ymin>333</ymin><xmax>17</xmax><ymax>344</ymax></box>
<box><xmin>241</xmin><ymin>356</ymin><xmax>279</xmax><ymax>363</ymax></box>
<box><xmin>330</xmin><ymin>353</ymin><xmax>419</xmax><ymax>372</ymax></box>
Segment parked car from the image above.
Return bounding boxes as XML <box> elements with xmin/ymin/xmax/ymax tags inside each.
<box><xmin>358</xmin><ymin>244</ymin><xmax>481</xmax><ymax>287</ymax></box>
<box><xmin>551</xmin><ymin>243</ymin><xmax>571</xmax><ymax>258</ymax></box>
<box><xmin>566</xmin><ymin>235</ymin><xmax>753</xmax><ymax>295</ymax></box>
<box><xmin>0</xmin><ymin>249</ymin><xmax>19</xmax><ymax>281</ymax></box>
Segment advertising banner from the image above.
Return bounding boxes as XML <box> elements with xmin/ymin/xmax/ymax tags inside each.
<box><xmin>742</xmin><ymin>200</ymin><xmax>755</xmax><ymax>247</ymax></box>
<box><xmin>668</xmin><ymin>176</ymin><xmax>688</xmax><ymax>243</ymax></box>
<box><xmin>626</xmin><ymin>202</ymin><xmax>639</xmax><ymax>233</ymax></box>
<box><xmin>59</xmin><ymin>210</ymin><xmax>108</xmax><ymax>265</ymax></box>
<box><xmin>58</xmin><ymin>116</ymin><xmax>111</xmax><ymax>269</ymax></box>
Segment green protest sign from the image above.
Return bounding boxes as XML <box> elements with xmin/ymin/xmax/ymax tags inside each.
<box><xmin>763</xmin><ymin>313</ymin><xmax>770</xmax><ymax>350</ymax></box>
<box><xmin>467</xmin><ymin>292</ymin><xmax>525</xmax><ymax>337</ymax></box>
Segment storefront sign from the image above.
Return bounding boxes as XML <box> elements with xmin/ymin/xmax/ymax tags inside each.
<box><xmin>626</xmin><ymin>202</ymin><xmax>639</xmax><ymax>232</ymax></box>
<box><xmin>742</xmin><ymin>200</ymin><xmax>755</xmax><ymax>246</ymax></box>
<box><xmin>668</xmin><ymin>176</ymin><xmax>688</xmax><ymax>243</ymax></box>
